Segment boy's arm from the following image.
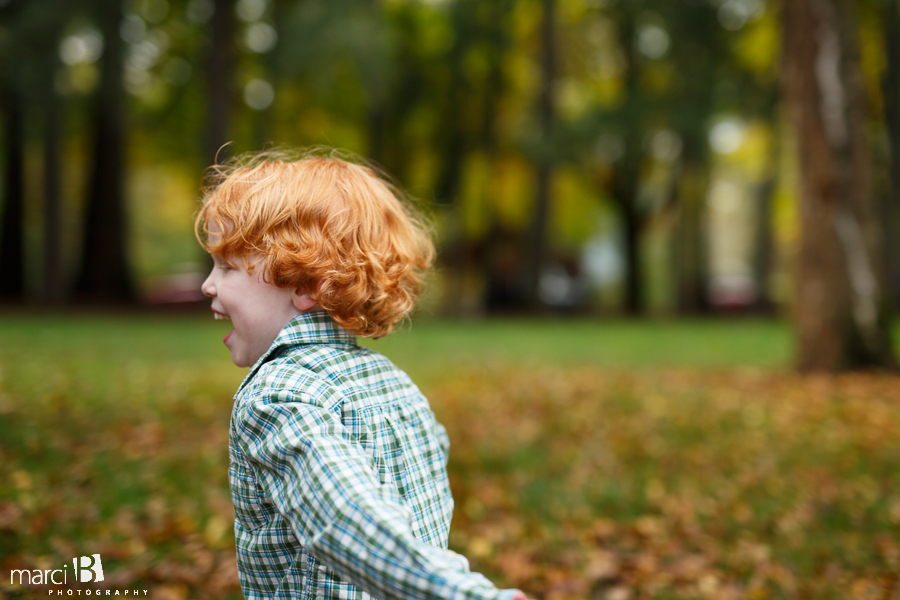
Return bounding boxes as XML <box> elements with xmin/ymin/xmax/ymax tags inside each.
<box><xmin>238</xmin><ymin>393</ymin><xmax>521</xmax><ymax>600</ymax></box>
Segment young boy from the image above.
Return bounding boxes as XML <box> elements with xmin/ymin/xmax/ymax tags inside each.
<box><xmin>197</xmin><ymin>150</ymin><xmax>527</xmax><ymax>600</ymax></box>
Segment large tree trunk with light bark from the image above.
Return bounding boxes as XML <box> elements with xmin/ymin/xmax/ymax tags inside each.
<box><xmin>781</xmin><ymin>0</ymin><xmax>896</xmax><ymax>371</ymax></box>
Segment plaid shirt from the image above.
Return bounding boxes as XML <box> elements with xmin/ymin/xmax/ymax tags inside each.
<box><xmin>228</xmin><ymin>312</ymin><xmax>515</xmax><ymax>600</ymax></box>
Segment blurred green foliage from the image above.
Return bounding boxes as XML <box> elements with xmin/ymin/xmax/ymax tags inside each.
<box><xmin>2</xmin><ymin>0</ymin><xmax>898</xmax><ymax>317</ymax></box>
<box><xmin>0</xmin><ymin>0</ymin><xmax>829</xmax><ymax>310</ymax></box>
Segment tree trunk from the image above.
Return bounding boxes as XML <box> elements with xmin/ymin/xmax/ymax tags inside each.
<box><xmin>480</xmin><ymin>0</ymin><xmax>517</xmax><ymax>312</ymax></box>
<box><xmin>673</xmin><ymin>133</ymin><xmax>710</xmax><ymax>315</ymax></box>
<box><xmin>75</xmin><ymin>0</ymin><xmax>134</xmax><ymax>303</ymax></box>
<box><xmin>747</xmin><ymin>99</ymin><xmax>781</xmax><ymax>314</ymax></box>
<box><xmin>43</xmin><ymin>84</ymin><xmax>63</xmax><ymax>305</ymax></box>
<box><xmin>782</xmin><ymin>0</ymin><xmax>896</xmax><ymax>371</ymax></box>
<box><xmin>526</xmin><ymin>0</ymin><xmax>555</xmax><ymax>308</ymax></box>
<box><xmin>605</xmin><ymin>10</ymin><xmax>648</xmax><ymax>316</ymax></box>
<box><xmin>619</xmin><ymin>185</ymin><xmax>643</xmax><ymax>315</ymax></box>
<box><xmin>882</xmin><ymin>0</ymin><xmax>900</xmax><ymax>309</ymax></box>
<box><xmin>432</xmin><ymin>1</ymin><xmax>474</xmax><ymax>315</ymax></box>
<box><xmin>611</xmin><ymin>133</ymin><xmax>645</xmax><ymax>315</ymax></box>
<box><xmin>0</xmin><ymin>91</ymin><xmax>25</xmax><ymax>301</ymax></box>
<box><xmin>751</xmin><ymin>163</ymin><xmax>777</xmax><ymax>313</ymax></box>
<box><xmin>364</xmin><ymin>0</ymin><xmax>386</xmax><ymax>166</ymax></box>
<box><xmin>206</xmin><ymin>0</ymin><xmax>234</xmax><ymax>166</ymax></box>
<box><xmin>434</xmin><ymin>0</ymin><xmax>472</xmax><ymax>206</ymax></box>
<box><xmin>480</xmin><ymin>3</ymin><xmax>504</xmax><ymax>155</ymax></box>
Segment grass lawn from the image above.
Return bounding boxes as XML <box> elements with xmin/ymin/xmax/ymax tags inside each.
<box><xmin>0</xmin><ymin>312</ymin><xmax>898</xmax><ymax>599</ymax></box>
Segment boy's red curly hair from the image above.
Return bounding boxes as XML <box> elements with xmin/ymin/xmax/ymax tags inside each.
<box><xmin>195</xmin><ymin>149</ymin><xmax>435</xmax><ymax>338</ymax></box>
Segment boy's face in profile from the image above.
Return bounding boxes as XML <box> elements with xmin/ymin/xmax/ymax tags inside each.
<box><xmin>201</xmin><ymin>252</ymin><xmax>301</xmax><ymax>367</ymax></box>
<box><xmin>199</xmin><ymin>223</ymin><xmax>322</xmax><ymax>367</ymax></box>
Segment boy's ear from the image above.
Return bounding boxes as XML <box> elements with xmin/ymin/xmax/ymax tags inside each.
<box><xmin>291</xmin><ymin>290</ymin><xmax>319</xmax><ymax>312</ymax></box>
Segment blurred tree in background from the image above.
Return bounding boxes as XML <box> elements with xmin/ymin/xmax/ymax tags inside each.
<box><xmin>0</xmin><ymin>0</ymin><xmax>896</xmax><ymax>371</ymax></box>
<box><xmin>782</xmin><ymin>0</ymin><xmax>896</xmax><ymax>370</ymax></box>
<box><xmin>75</xmin><ymin>0</ymin><xmax>135</xmax><ymax>303</ymax></box>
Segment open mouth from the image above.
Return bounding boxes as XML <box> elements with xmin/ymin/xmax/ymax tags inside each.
<box><xmin>213</xmin><ymin>311</ymin><xmax>231</xmax><ymax>320</ymax></box>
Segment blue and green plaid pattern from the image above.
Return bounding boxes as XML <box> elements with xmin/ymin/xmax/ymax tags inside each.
<box><xmin>228</xmin><ymin>312</ymin><xmax>516</xmax><ymax>600</ymax></box>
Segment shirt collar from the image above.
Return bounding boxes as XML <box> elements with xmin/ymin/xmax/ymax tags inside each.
<box><xmin>271</xmin><ymin>310</ymin><xmax>357</xmax><ymax>350</ymax></box>
<box><xmin>239</xmin><ymin>311</ymin><xmax>358</xmax><ymax>390</ymax></box>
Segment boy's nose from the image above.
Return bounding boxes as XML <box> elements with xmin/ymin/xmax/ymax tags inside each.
<box><xmin>201</xmin><ymin>271</ymin><xmax>216</xmax><ymax>297</ymax></box>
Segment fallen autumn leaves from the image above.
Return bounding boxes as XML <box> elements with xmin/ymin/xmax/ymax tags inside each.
<box><xmin>431</xmin><ymin>368</ymin><xmax>900</xmax><ymax>600</ymax></box>
<box><xmin>1</xmin><ymin>363</ymin><xmax>898</xmax><ymax>599</ymax></box>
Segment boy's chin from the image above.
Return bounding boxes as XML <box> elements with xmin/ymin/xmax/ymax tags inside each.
<box><xmin>230</xmin><ymin>347</ymin><xmax>264</xmax><ymax>368</ymax></box>
<box><xmin>231</xmin><ymin>353</ymin><xmax>254</xmax><ymax>368</ymax></box>
<box><xmin>227</xmin><ymin>346</ymin><xmax>250</xmax><ymax>368</ymax></box>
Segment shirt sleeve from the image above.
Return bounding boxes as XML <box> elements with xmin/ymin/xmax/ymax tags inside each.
<box><xmin>236</xmin><ymin>389</ymin><xmax>518</xmax><ymax>600</ymax></box>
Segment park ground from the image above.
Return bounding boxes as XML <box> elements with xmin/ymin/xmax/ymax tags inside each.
<box><xmin>0</xmin><ymin>314</ymin><xmax>898</xmax><ymax>599</ymax></box>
